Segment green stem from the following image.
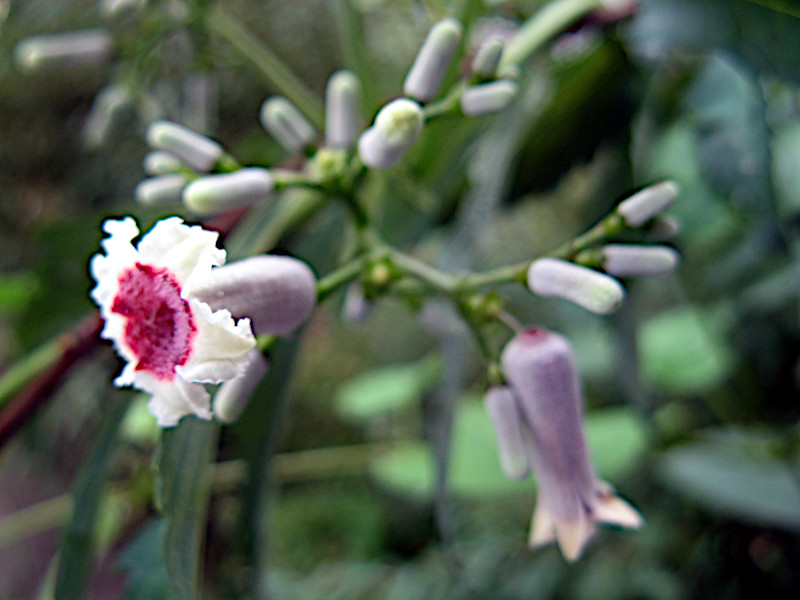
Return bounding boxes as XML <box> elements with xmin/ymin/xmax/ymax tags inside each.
<box><xmin>316</xmin><ymin>257</ymin><xmax>369</xmax><ymax>302</ymax></box>
<box><xmin>499</xmin><ymin>0</ymin><xmax>602</xmax><ymax>70</ymax></box>
<box><xmin>386</xmin><ymin>249</ymin><xmax>458</xmax><ymax>295</ymax></box>
<box><xmin>204</xmin><ymin>6</ymin><xmax>325</xmax><ymax>129</ymax></box>
<box><xmin>550</xmin><ymin>213</ymin><xmax>625</xmax><ymax>260</ymax></box>
<box><xmin>423</xmin><ymin>81</ymin><xmax>467</xmax><ymax>120</ymax></box>
<box><xmin>0</xmin><ymin>495</ymin><xmax>73</xmax><ymax>549</ymax></box>
<box><xmin>0</xmin><ymin>339</ymin><xmax>63</xmax><ymax>409</ymax></box>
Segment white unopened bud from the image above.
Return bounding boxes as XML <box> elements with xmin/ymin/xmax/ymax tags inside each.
<box><xmin>601</xmin><ymin>244</ymin><xmax>680</xmax><ymax>277</ymax></box>
<box><xmin>100</xmin><ymin>0</ymin><xmax>146</xmax><ymax>18</ymax></box>
<box><xmin>357</xmin><ymin>98</ymin><xmax>424</xmax><ymax>169</ymax></box>
<box><xmin>259</xmin><ymin>96</ymin><xmax>317</xmax><ymax>154</ymax></box>
<box><xmin>81</xmin><ymin>84</ymin><xmax>132</xmax><ymax>149</ymax></box>
<box><xmin>325</xmin><ymin>70</ymin><xmax>364</xmax><ymax>149</ymax></box>
<box><xmin>472</xmin><ymin>37</ymin><xmax>504</xmax><ymax>79</ymax></box>
<box><xmin>616</xmin><ymin>180</ymin><xmax>679</xmax><ymax>227</ymax></box>
<box><xmin>188</xmin><ymin>255</ymin><xmax>317</xmax><ymax>336</ymax></box>
<box><xmin>460</xmin><ymin>80</ymin><xmax>518</xmax><ymax>116</ymax></box>
<box><xmin>146</xmin><ymin>120</ymin><xmax>223</xmax><ymax>172</ymax></box>
<box><xmin>183</xmin><ymin>168</ymin><xmax>274</xmax><ymax>215</ymax></box>
<box><xmin>342</xmin><ymin>283</ymin><xmax>373</xmax><ymax>324</ymax></box>
<box><xmin>213</xmin><ymin>348</ymin><xmax>269</xmax><ymax>424</ymax></box>
<box><xmin>134</xmin><ymin>174</ymin><xmax>187</xmax><ymax>205</ymax></box>
<box><xmin>14</xmin><ymin>29</ymin><xmax>113</xmax><ymax>73</ymax></box>
<box><xmin>528</xmin><ymin>257</ymin><xmax>625</xmax><ymax>315</ymax></box>
<box><xmin>143</xmin><ymin>151</ymin><xmax>182</xmax><ymax>175</ymax></box>
<box><xmin>484</xmin><ymin>386</ymin><xmax>531</xmax><ymax>480</ymax></box>
<box><xmin>403</xmin><ymin>18</ymin><xmax>463</xmax><ymax>102</ymax></box>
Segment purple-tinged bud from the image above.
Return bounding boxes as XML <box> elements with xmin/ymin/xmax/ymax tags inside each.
<box><xmin>325</xmin><ymin>70</ymin><xmax>364</xmax><ymax>149</ymax></box>
<box><xmin>501</xmin><ymin>329</ymin><xmax>643</xmax><ymax>561</ymax></box>
<box><xmin>461</xmin><ymin>80</ymin><xmax>518</xmax><ymax>116</ymax></box>
<box><xmin>134</xmin><ymin>174</ymin><xmax>187</xmax><ymax>205</ymax></box>
<box><xmin>183</xmin><ymin>168</ymin><xmax>274</xmax><ymax>215</ymax></box>
<box><xmin>357</xmin><ymin>98</ymin><xmax>424</xmax><ymax>169</ymax></box>
<box><xmin>259</xmin><ymin>96</ymin><xmax>317</xmax><ymax>154</ymax></box>
<box><xmin>143</xmin><ymin>151</ymin><xmax>182</xmax><ymax>175</ymax></box>
<box><xmin>14</xmin><ymin>29</ymin><xmax>112</xmax><ymax>73</ymax></box>
<box><xmin>213</xmin><ymin>348</ymin><xmax>269</xmax><ymax>424</ymax></box>
<box><xmin>186</xmin><ymin>255</ymin><xmax>317</xmax><ymax>336</ymax></box>
<box><xmin>471</xmin><ymin>37</ymin><xmax>504</xmax><ymax>79</ymax></box>
<box><xmin>616</xmin><ymin>180</ymin><xmax>679</xmax><ymax>227</ymax></box>
<box><xmin>146</xmin><ymin>120</ymin><xmax>223</xmax><ymax>172</ymax></box>
<box><xmin>403</xmin><ymin>18</ymin><xmax>463</xmax><ymax>102</ymax></box>
<box><xmin>342</xmin><ymin>283</ymin><xmax>374</xmax><ymax>324</ymax></box>
<box><xmin>484</xmin><ymin>386</ymin><xmax>531</xmax><ymax>480</ymax></box>
<box><xmin>527</xmin><ymin>258</ymin><xmax>624</xmax><ymax>315</ymax></box>
<box><xmin>601</xmin><ymin>244</ymin><xmax>680</xmax><ymax>277</ymax></box>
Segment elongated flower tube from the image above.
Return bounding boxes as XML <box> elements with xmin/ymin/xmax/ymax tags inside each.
<box><xmin>500</xmin><ymin>329</ymin><xmax>643</xmax><ymax>561</ymax></box>
<box><xmin>260</xmin><ymin>96</ymin><xmax>317</xmax><ymax>154</ymax></box>
<box><xmin>183</xmin><ymin>168</ymin><xmax>275</xmax><ymax>215</ymax></box>
<box><xmin>357</xmin><ymin>98</ymin><xmax>424</xmax><ymax>169</ymax></box>
<box><xmin>186</xmin><ymin>255</ymin><xmax>317</xmax><ymax>336</ymax></box>
<box><xmin>134</xmin><ymin>174</ymin><xmax>188</xmax><ymax>205</ymax></box>
<box><xmin>616</xmin><ymin>181</ymin><xmax>679</xmax><ymax>227</ymax></box>
<box><xmin>146</xmin><ymin>120</ymin><xmax>223</xmax><ymax>172</ymax></box>
<box><xmin>460</xmin><ymin>80</ymin><xmax>518</xmax><ymax>116</ymax></box>
<box><xmin>90</xmin><ymin>217</ymin><xmax>255</xmax><ymax>427</ymax></box>
<box><xmin>527</xmin><ymin>258</ymin><xmax>625</xmax><ymax>315</ymax></box>
<box><xmin>484</xmin><ymin>386</ymin><xmax>531</xmax><ymax>480</ymax></box>
<box><xmin>213</xmin><ymin>348</ymin><xmax>269</xmax><ymax>424</ymax></box>
<box><xmin>14</xmin><ymin>29</ymin><xmax>112</xmax><ymax>73</ymax></box>
<box><xmin>325</xmin><ymin>70</ymin><xmax>364</xmax><ymax>149</ymax></box>
<box><xmin>601</xmin><ymin>244</ymin><xmax>680</xmax><ymax>277</ymax></box>
<box><xmin>403</xmin><ymin>18</ymin><xmax>463</xmax><ymax>102</ymax></box>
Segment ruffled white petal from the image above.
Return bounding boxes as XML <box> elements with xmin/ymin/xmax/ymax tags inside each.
<box><xmin>136</xmin><ymin>217</ymin><xmax>225</xmax><ymax>285</ymax></box>
<box><xmin>176</xmin><ymin>299</ymin><xmax>255</xmax><ymax>383</ymax></box>
<box><xmin>145</xmin><ymin>376</ymin><xmax>212</xmax><ymax>427</ymax></box>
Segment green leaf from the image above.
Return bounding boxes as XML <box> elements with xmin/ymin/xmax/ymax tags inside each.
<box><xmin>157</xmin><ymin>417</ymin><xmax>220</xmax><ymax>600</ymax></box>
<box><xmin>54</xmin><ymin>395</ymin><xmax>131</xmax><ymax>600</ymax></box>
<box><xmin>370</xmin><ymin>402</ymin><xmax>647</xmax><ymax>500</ymax></box>
<box><xmin>659</xmin><ymin>429</ymin><xmax>800</xmax><ymax>531</ymax></box>
<box><xmin>116</xmin><ymin>519</ymin><xmax>174</xmax><ymax>600</ymax></box>
<box><xmin>638</xmin><ymin>306</ymin><xmax>735</xmax><ymax>394</ymax></box>
<box><xmin>0</xmin><ymin>271</ymin><xmax>38</xmax><ymax>314</ymax></box>
<box><xmin>335</xmin><ymin>354</ymin><xmax>442</xmax><ymax>423</ymax></box>
<box><xmin>685</xmin><ymin>52</ymin><xmax>772</xmax><ymax>211</ymax></box>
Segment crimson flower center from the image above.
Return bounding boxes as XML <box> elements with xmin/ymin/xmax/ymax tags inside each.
<box><xmin>111</xmin><ymin>262</ymin><xmax>196</xmax><ymax>380</ymax></box>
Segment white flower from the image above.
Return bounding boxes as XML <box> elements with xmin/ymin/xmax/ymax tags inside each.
<box><xmin>90</xmin><ymin>217</ymin><xmax>255</xmax><ymax>427</ymax></box>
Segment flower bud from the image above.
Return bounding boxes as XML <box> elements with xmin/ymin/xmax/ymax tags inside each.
<box><xmin>460</xmin><ymin>80</ymin><xmax>518</xmax><ymax>116</ymax></box>
<box><xmin>646</xmin><ymin>215</ymin><xmax>681</xmax><ymax>240</ymax></box>
<box><xmin>484</xmin><ymin>386</ymin><xmax>531</xmax><ymax>480</ymax></box>
<box><xmin>186</xmin><ymin>255</ymin><xmax>317</xmax><ymax>336</ymax></box>
<box><xmin>501</xmin><ymin>329</ymin><xmax>643</xmax><ymax>561</ymax></box>
<box><xmin>527</xmin><ymin>258</ymin><xmax>624</xmax><ymax>315</ymax></box>
<box><xmin>82</xmin><ymin>84</ymin><xmax>132</xmax><ymax>149</ymax></box>
<box><xmin>134</xmin><ymin>174</ymin><xmax>187</xmax><ymax>205</ymax></box>
<box><xmin>213</xmin><ymin>348</ymin><xmax>269</xmax><ymax>424</ymax></box>
<box><xmin>100</xmin><ymin>0</ymin><xmax>146</xmax><ymax>18</ymax></box>
<box><xmin>601</xmin><ymin>244</ymin><xmax>680</xmax><ymax>277</ymax></box>
<box><xmin>342</xmin><ymin>283</ymin><xmax>374</xmax><ymax>324</ymax></box>
<box><xmin>14</xmin><ymin>29</ymin><xmax>112</xmax><ymax>73</ymax></box>
<box><xmin>143</xmin><ymin>151</ymin><xmax>182</xmax><ymax>175</ymax></box>
<box><xmin>146</xmin><ymin>120</ymin><xmax>223</xmax><ymax>172</ymax></box>
<box><xmin>357</xmin><ymin>98</ymin><xmax>424</xmax><ymax>169</ymax></box>
<box><xmin>616</xmin><ymin>180</ymin><xmax>679</xmax><ymax>227</ymax></box>
<box><xmin>471</xmin><ymin>37</ymin><xmax>504</xmax><ymax>79</ymax></box>
<box><xmin>325</xmin><ymin>70</ymin><xmax>364</xmax><ymax>149</ymax></box>
<box><xmin>403</xmin><ymin>18</ymin><xmax>463</xmax><ymax>102</ymax></box>
<box><xmin>259</xmin><ymin>96</ymin><xmax>317</xmax><ymax>154</ymax></box>
<box><xmin>182</xmin><ymin>168</ymin><xmax>274</xmax><ymax>215</ymax></box>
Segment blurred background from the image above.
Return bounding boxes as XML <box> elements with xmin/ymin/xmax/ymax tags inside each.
<box><xmin>2</xmin><ymin>0</ymin><xmax>800</xmax><ymax>598</ymax></box>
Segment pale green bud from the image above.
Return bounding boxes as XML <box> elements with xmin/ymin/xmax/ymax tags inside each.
<box><xmin>134</xmin><ymin>174</ymin><xmax>187</xmax><ymax>205</ymax></box>
<box><xmin>403</xmin><ymin>18</ymin><xmax>463</xmax><ymax>102</ymax></box>
<box><xmin>182</xmin><ymin>168</ymin><xmax>274</xmax><ymax>215</ymax></box>
<box><xmin>460</xmin><ymin>80</ymin><xmax>518</xmax><ymax>116</ymax></box>
<box><xmin>143</xmin><ymin>151</ymin><xmax>182</xmax><ymax>175</ymax></box>
<box><xmin>472</xmin><ymin>37</ymin><xmax>504</xmax><ymax>79</ymax></box>
<box><xmin>357</xmin><ymin>98</ymin><xmax>424</xmax><ymax>169</ymax></box>
<box><xmin>325</xmin><ymin>70</ymin><xmax>364</xmax><ymax>149</ymax></box>
<box><xmin>527</xmin><ymin>257</ymin><xmax>625</xmax><ymax>315</ymax></box>
<box><xmin>146</xmin><ymin>120</ymin><xmax>223</xmax><ymax>172</ymax></box>
<box><xmin>616</xmin><ymin>180</ymin><xmax>679</xmax><ymax>227</ymax></box>
<box><xmin>14</xmin><ymin>29</ymin><xmax>112</xmax><ymax>73</ymax></box>
<box><xmin>601</xmin><ymin>244</ymin><xmax>680</xmax><ymax>277</ymax></box>
<box><xmin>260</xmin><ymin>96</ymin><xmax>317</xmax><ymax>154</ymax></box>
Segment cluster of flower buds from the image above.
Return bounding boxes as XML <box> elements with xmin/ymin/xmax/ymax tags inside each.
<box><xmin>90</xmin><ymin>217</ymin><xmax>316</xmax><ymax>426</ymax></box>
<box><xmin>526</xmin><ymin>181</ymin><xmax>680</xmax><ymax>314</ymax></box>
<box><xmin>485</xmin><ymin>329</ymin><xmax>642</xmax><ymax>561</ymax></box>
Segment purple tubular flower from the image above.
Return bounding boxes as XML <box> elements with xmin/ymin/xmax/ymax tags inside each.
<box><xmin>186</xmin><ymin>255</ymin><xmax>317</xmax><ymax>336</ymax></box>
<box><xmin>498</xmin><ymin>328</ymin><xmax>642</xmax><ymax>561</ymax></box>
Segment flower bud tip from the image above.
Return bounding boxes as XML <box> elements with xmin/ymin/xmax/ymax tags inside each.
<box><xmin>403</xmin><ymin>18</ymin><xmax>463</xmax><ymax>102</ymax></box>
